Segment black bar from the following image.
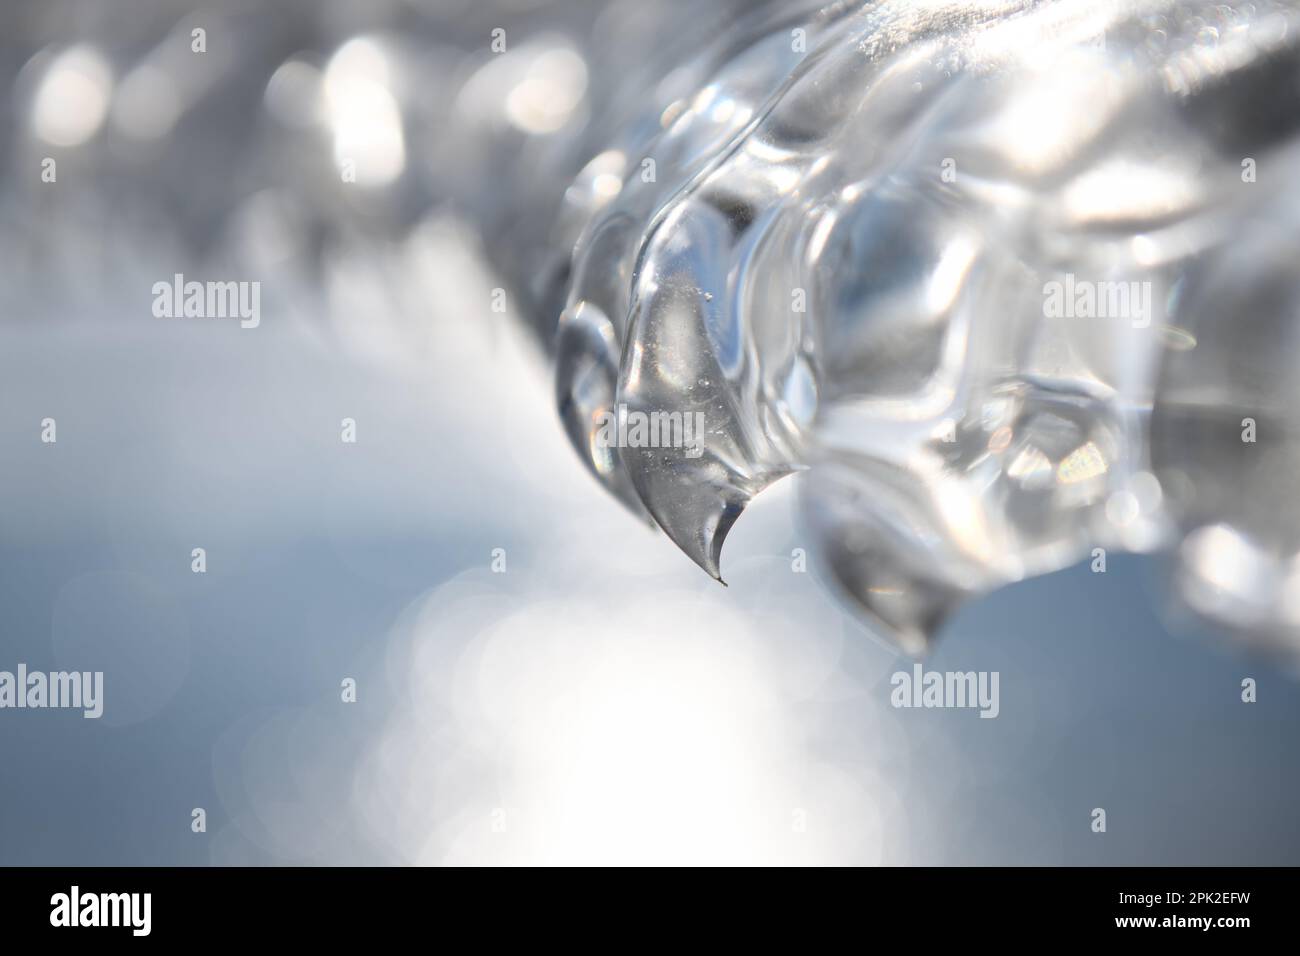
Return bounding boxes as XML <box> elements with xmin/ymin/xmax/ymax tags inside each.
<box><xmin>0</xmin><ymin>867</ymin><xmax>1283</xmax><ymax>940</ymax></box>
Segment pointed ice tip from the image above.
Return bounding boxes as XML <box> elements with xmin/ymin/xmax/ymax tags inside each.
<box><xmin>843</xmin><ymin>595</ymin><xmax>950</xmax><ymax>659</ymax></box>
<box><xmin>643</xmin><ymin>490</ymin><xmax>745</xmax><ymax>586</ymax></box>
<box><xmin>895</xmin><ymin>627</ymin><xmax>932</xmax><ymax>659</ymax></box>
<box><xmin>851</xmin><ymin>615</ymin><xmax>938</xmax><ymax>659</ymax></box>
<box><xmin>812</xmin><ymin>541</ymin><xmax>961</xmax><ymax>659</ymax></box>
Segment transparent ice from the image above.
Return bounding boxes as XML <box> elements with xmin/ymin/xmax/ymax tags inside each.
<box><xmin>502</xmin><ymin>0</ymin><xmax>1300</xmax><ymax>658</ymax></box>
<box><xmin>7</xmin><ymin>0</ymin><xmax>1300</xmax><ymax>659</ymax></box>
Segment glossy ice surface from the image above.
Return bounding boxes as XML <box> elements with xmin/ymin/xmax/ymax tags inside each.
<box><xmin>7</xmin><ymin>0</ymin><xmax>1300</xmax><ymax>659</ymax></box>
<box><xmin>521</xmin><ymin>0</ymin><xmax>1300</xmax><ymax>657</ymax></box>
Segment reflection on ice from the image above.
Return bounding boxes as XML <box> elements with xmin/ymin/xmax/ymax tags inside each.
<box><xmin>496</xmin><ymin>0</ymin><xmax>1300</xmax><ymax>658</ymax></box>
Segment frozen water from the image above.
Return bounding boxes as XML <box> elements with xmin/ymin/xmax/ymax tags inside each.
<box><xmin>512</xmin><ymin>0</ymin><xmax>1300</xmax><ymax>657</ymax></box>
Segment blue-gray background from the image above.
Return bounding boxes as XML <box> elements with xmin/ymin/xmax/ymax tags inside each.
<box><xmin>2</xmin><ymin>307</ymin><xmax>1298</xmax><ymax>866</ymax></box>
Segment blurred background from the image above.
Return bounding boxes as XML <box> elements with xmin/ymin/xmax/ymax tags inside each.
<box><xmin>1</xmin><ymin>0</ymin><xmax>1299</xmax><ymax>865</ymax></box>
